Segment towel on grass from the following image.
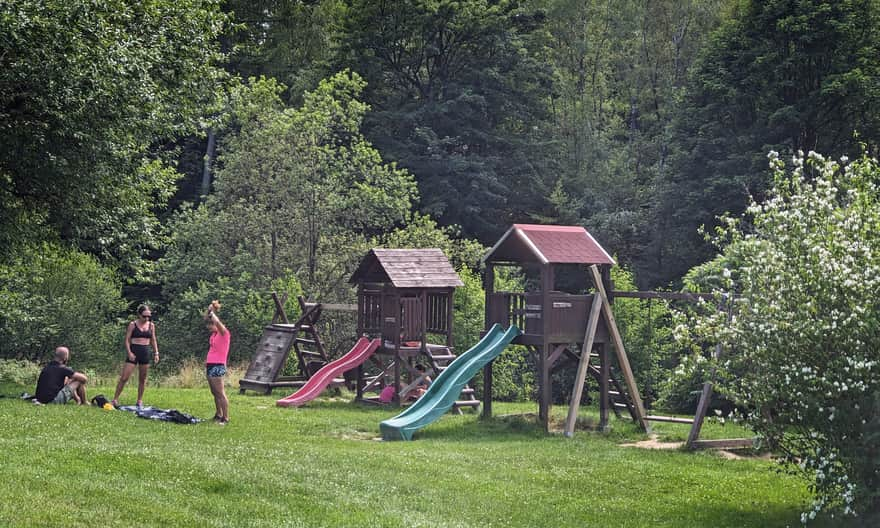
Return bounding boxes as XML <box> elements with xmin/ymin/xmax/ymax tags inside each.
<box><xmin>117</xmin><ymin>405</ymin><xmax>201</xmax><ymax>424</ymax></box>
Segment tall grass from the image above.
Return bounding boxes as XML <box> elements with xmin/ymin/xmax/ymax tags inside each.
<box><xmin>158</xmin><ymin>358</ymin><xmax>248</xmax><ymax>388</ymax></box>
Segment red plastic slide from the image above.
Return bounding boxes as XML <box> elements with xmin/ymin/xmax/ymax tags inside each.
<box><xmin>276</xmin><ymin>337</ymin><xmax>381</xmax><ymax>407</ymax></box>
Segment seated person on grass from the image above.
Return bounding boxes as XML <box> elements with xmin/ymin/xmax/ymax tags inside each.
<box><xmin>34</xmin><ymin>346</ymin><xmax>88</xmax><ymax>405</ymax></box>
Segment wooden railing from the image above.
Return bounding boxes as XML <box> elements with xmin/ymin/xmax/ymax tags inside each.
<box><xmin>359</xmin><ymin>291</ymin><xmax>382</xmax><ymax>335</ymax></box>
<box><xmin>425</xmin><ymin>293</ymin><xmax>450</xmax><ymax>334</ymax></box>
<box><xmin>400</xmin><ymin>297</ymin><xmax>424</xmax><ymax>340</ymax></box>
<box><xmin>487</xmin><ymin>292</ymin><xmax>538</xmax><ymax>332</ymax></box>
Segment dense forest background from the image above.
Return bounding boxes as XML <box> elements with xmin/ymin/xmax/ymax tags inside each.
<box><xmin>2</xmin><ymin>0</ymin><xmax>879</xmax><ymax>371</ymax></box>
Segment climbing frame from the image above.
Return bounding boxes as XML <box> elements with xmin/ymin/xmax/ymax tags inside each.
<box><xmin>239</xmin><ymin>295</ymin><xmax>330</xmax><ymax>395</ymax></box>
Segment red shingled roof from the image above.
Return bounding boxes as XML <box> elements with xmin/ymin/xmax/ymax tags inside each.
<box><xmin>483</xmin><ymin>224</ymin><xmax>615</xmax><ymax>265</ymax></box>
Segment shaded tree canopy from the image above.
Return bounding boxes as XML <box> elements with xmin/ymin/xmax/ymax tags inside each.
<box><xmin>649</xmin><ymin>0</ymin><xmax>880</xmax><ymax>285</ymax></box>
<box><xmin>334</xmin><ymin>0</ymin><xmax>553</xmax><ymax>243</ymax></box>
<box><xmin>0</xmin><ymin>0</ymin><xmax>228</xmax><ymax>272</ymax></box>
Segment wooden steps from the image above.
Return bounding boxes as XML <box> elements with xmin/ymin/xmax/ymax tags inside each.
<box><xmin>429</xmin><ymin>354</ymin><xmax>456</xmax><ymax>361</ymax></box>
<box><xmin>423</xmin><ymin>345</ymin><xmax>478</xmax><ymax>413</ymax></box>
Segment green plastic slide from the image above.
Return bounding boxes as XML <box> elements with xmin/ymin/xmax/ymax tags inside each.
<box><xmin>379</xmin><ymin>323</ymin><xmax>521</xmax><ymax>441</ymax></box>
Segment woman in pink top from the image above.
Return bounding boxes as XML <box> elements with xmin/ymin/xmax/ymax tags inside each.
<box><xmin>204</xmin><ymin>300</ymin><xmax>231</xmax><ymax>424</ymax></box>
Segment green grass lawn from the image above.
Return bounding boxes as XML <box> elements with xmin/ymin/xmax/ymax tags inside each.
<box><xmin>1</xmin><ymin>383</ymin><xmax>816</xmax><ymax>527</ymax></box>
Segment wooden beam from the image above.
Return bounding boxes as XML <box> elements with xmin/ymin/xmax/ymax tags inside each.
<box><xmin>361</xmin><ymin>361</ymin><xmax>396</xmax><ymax>394</ymax></box>
<box><xmin>589</xmin><ymin>265</ymin><xmax>650</xmax><ymax>432</ymax></box>
<box><xmin>483</xmin><ymin>263</ymin><xmax>495</xmax><ymax>419</ymax></box>
<box><xmin>398</xmin><ymin>370</ymin><xmax>434</xmax><ymax>400</ymax></box>
<box><xmin>686</xmin><ymin>382</ymin><xmax>715</xmax><ymax>447</ymax></box>
<box><xmin>317</xmin><ymin>303</ymin><xmax>357</xmax><ymax>312</ymax></box>
<box><xmin>597</xmin><ymin>346</ymin><xmax>610</xmax><ymax>430</ymax></box>
<box><xmin>539</xmin><ymin>345</ymin><xmax>550</xmax><ymax>427</ymax></box>
<box><xmin>271</xmin><ymin>291</ymin><xmax>289</xmax><ymax>324</ymax></box>
<box><xmin>690</xmin><ymin>438</ymin><xmax>756</xmax><ymax>450</ymax></box>
<box><xmin>546</xmin><ymin>344</ymin><xmax>569</xmax><ymax>370</ymax></box>
<box><xmin>539</xmin><ymin>264</ymin><xmax>553</xmax><ymax>430</ymax></box>
<box><xmin>646</xmin><ymin>415</ymin><xmax>695</xmax><ymax>424</ymax></box>
<box><xmin>564</xmin><ymin>293</ymin><xmax>603</xmax><ymax>437</ymax></box>
<box><xmin>610</xmin><ymin>291</ymin><xmax>718</xmax><ymax>302</ymax></box>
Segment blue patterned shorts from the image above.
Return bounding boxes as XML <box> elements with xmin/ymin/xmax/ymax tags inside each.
<box><xmin>206</xmin><ymin>364</ymin><xmax>227</xmax><ymax>377</ymax></box>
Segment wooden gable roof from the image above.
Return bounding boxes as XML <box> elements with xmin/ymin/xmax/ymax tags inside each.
<box><xmin>483</xmin><ymin>224</ymin><xmax>615</xmax><ymax>265</ymax></box>
<box><xmin>349</xmin><ymin>248</ymin><xmax>463</xmax><ymax>289</ymax></box>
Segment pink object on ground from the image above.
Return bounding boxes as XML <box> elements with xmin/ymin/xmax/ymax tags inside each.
<box><xmin>378</xmin><ymin>385</ymin><xmax>396</xmax><ymax>403</ymax></box>
<box><xmin>276</xmin><ymin>337</ymin><xmax>381</xmax><ymax>407</ymax></box>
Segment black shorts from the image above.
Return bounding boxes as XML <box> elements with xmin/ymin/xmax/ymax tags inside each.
<box><xmin>127</xmin><ymin>344</ymin><xmax>151</xmax><ymax>365</ymax></box>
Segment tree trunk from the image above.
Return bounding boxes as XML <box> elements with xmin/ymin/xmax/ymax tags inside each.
<box><xmin>200</xmin><ymin>128</ymin><xmax>217</xmax><ymax>197</ymax></box>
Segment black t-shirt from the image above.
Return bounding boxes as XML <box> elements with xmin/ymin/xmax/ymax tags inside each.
<box><xmin>35</xmin><ymin>361</ymin><xmax>75</xmax><ymax>403</ymax></box>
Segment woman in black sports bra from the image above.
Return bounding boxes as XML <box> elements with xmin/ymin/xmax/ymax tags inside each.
<box><xmin>111</xmin><ymin>304</ymin><xmax>160</xmax><ymax>407</ymax></box>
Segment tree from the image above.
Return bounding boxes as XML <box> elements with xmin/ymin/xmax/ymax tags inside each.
<box><xmin>682</xmin><ymin>150</ymin><xmax>880</xmax><ymax>521</ymax></box>
<box><xmin>223</xmin><ymin>0</ymin><xmax>341</xmax><ymax>103</ymax></box>
<box><xmin>0</xmin><ymin>0</ymin><xmax>228</xmax><ymax>273</ymax></box>
<box><xmin>539</xmin><ymin>0</ymin><xmax>725</xmax><ymax>283</ymax></box>
<box><xmin>0</xmin><ymin>243</ymin><xmax>125</xmax><ymax>367</ymax></box>
<box><xmin>650</xmin><ymin>0</ymin><xmax>880</xmax><ymax>286</ymax></box>
<box><xmin>161</xmin><ymin>72</ymin><xmax>418</xmax><ymax>302</ymax></box>
<box><xmin>334</xmin><ymin>0</ymin><xmax>553</xmax><ymax>242</ymax></box>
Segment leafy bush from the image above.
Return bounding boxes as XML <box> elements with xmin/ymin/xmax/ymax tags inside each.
<box><xmin>0</xmin><ymin>359</ymin><xmax>41</xmax><ymax>386</ymax></box>
<box><xmin>455</xmin><ymin>266</ymin><xmax>534</xmax><ymax>402</ymax></box>
<box><xmin>609</xmin><ymin>266</ymin><xmax>682</xmax><ymax>408</ymax></box>
<box><xmin>653</xmin><ymin>353</ymin><xmax>735</xmax><ymax>415</ymax></box>
<box><xmin>681</xmin><ymin>151</ymin><xmax>880</xmax><ymax>521</ymax></box>
<box><xmin>158</xmin><ymin>272</ymin><xmax>303</xmax><ymax>371</ymax></box>
<box><xmin>0</xmin><ymin>243</ymin><xmax>125</xmax><ymax>368</ymax></box>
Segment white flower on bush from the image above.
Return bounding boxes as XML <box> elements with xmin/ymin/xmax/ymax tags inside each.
<box><xmin>680</xmin><ymin>150</ymin><xmax>880</xmax><ymax>523</ymax></box>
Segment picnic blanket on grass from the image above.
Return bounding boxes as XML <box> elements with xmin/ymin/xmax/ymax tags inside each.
<box><xmin>117</xmin><ymin>405</ymin><xmax>201</xmax><ymax>424</ymax></box>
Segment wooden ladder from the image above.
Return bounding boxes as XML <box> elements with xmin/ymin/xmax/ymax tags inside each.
<box><xmin>422</xmin><ymin>345</ymin><xmax>480</xmax><ymax>414</ymax></box>
<box><xmin>292</xmin><ymin>297</ymin><xmax>330</xmax><ymax>378</ymax></box>
<box><xmin>586</xmin><ymin>353</ymin><xmax>636</xmax><ymax>421</ymax></box>
<box><xmin>564</xmin><ymin>265</ymin><xmax>651</xmax><ymax>436</ymax></box>
<box><xmin>586</xmin><ymin>355</ymin><xmax>694</xmax><ymax>426</ymax></box>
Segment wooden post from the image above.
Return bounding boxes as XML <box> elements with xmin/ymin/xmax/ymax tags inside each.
<box><xmin>271</xmin><ymin>292</ymin><xmax>289</xmax><ymax>324</ymax></box>
<box><xmin>564</xmin><ymin>293</ymin><xmax>603</xmax><ymax>437</ymax></box>
<box><xmin>589</xmin><ymin>265</ymin><xmax>650</xmax><ymax>432</ymax></box>
<box><xmin>446</xmin><ymin>288</ymin><xmax>455</xmax><ymax>348</ymax></box>
<box><xmin>420</xmin><ymin>290</ymin><xmax>428</xmax><ymax>355</ymax></box>
<box><xmin>483</xmin><ymin>264</ymin><xmax>495</xmax><ymax>419</ymax></box>
<box><xmin>539</xmin><ymin>345</ymin><xmax>550</xmax><ymax>427</ymax></box>
<box><xmin>356</xmin><ymin>284</ymin><xmax>364</xmax><ymax>335</ymax></box>
<box><xmin>539</xmin><ymin>263</ymin><xmax>554</xmax><ymax>431</ymax></box>
<box><xmin>686</xmin><ymin>300</ymin><xmax>732</xmax><ymax>448</ymax></box>
<box><xmin>598</xmin><ymin>344</ymin><xmax>610</xmax><ymax>431</ymax></box>
<box><xmin>482</xmin><ymin>362</ymin><xmax>493</xmax><ymax>419</ymax></box>
<box><xmin>686</xmin><ymin>382</ymin><xmax>715</xmax><ymax>448</ymax></box>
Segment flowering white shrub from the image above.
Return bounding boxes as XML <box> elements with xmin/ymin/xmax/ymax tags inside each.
<box><xmin>680</xmin><ymin>150</ymin><xmax>880</xmax><ymax>522</ymax></box>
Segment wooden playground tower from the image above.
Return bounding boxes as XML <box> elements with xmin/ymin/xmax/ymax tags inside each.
<box><xmin>482</xmin><ymin>224</ymin><xmax>652</xmax><ymax>432</ymax></box>
<box><xmin>350</xmin><ymin>248</ymin><xmax>479</xmax><ymax>410</ymax></box>
<box><xmin>481</xmin><ymin>224</ymin><xmax>752</xmax><ymax>448</ymax></box>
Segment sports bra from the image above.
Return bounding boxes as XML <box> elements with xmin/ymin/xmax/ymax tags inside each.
<box><xmin>131</xmin><ymin>321</ymin><xmax>153</xmax><ymax>339</ymax></box>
